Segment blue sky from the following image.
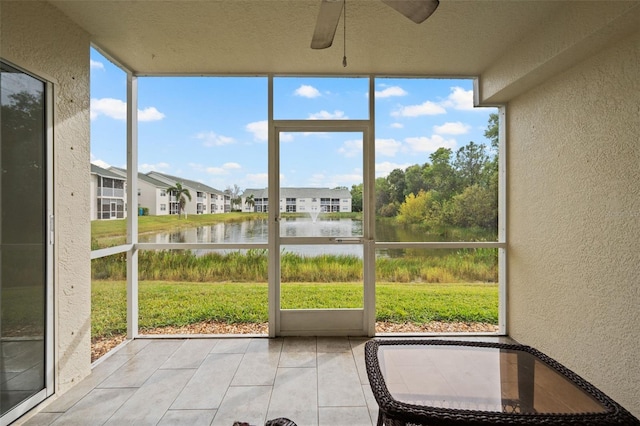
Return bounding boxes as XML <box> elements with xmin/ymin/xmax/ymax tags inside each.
<box><xmin>90</xmin><ymin>48</ymin><xmax>496</xmax><ymax>191</ymax></box>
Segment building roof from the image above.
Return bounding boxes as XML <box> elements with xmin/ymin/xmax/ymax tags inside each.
<box><xmin>242</xmin><ymin>187</ymin><xmax>351</xmax><ymax>199</ymax></box>
<box><xmin>108</xmin><ymin>167</ymin><xmax>170</xmax><ymax>189</ymax></box>
<box><xmin>91</xmin><ymin>163</ymin><xmax>126</xmax><ymax>180</ymax></box>
<box><xmin>146</xmin><ymin>171</ymin><xmax>225</xmax><ymax>195</ymax></box>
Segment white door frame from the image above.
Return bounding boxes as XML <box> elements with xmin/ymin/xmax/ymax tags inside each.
<box><xmin>268</xmin><ymin>120</ymin><xmax>375</xmax><ymax>336</ymax></box>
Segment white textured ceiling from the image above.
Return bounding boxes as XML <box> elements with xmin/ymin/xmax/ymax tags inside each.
<box><xmin>49</xmin><ymin>0</ymin><xmax>564</xmax><ymax>76</ymax></box>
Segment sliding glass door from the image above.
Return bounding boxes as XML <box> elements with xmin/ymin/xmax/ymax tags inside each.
<box><xmin>1</xmin><ymin>61</ymin><xmax>53</xmax><ymax>424</ymax></box>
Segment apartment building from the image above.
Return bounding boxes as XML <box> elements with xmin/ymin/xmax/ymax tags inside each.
<box><xmin>241</xmin><ymin>188</ymin><xmax>352</xmax><ymax>213</ymax></box>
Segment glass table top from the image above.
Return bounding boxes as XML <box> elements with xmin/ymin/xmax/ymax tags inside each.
<box><xmin>377</xmin><ymin>344</ymin><xmax>607</xmax><ymax>414</ymax></box>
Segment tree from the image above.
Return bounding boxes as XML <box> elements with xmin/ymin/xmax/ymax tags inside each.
<box><xmin>424</xmin><ymin>148</ymin><xmax>458</xmax><ymax>200</ymax></box>
<box><xmin>375</xmin><ymin>177</ymin><xmax>392</xmax><ymax>214</ymax></box>
<box><xmin>225</xmin><ymin>184</ymin><xmax>242</xmax><ymax>211</ymax></box>
<box><xmin>387</xmin><ymin>168</ymin><xmax>407</xmax><ymax>205</ymax></box>
<box><xmin>397</xmin><ymin>190</ymin><xmax>442</xmax><ymax>227</ymax></box>
<box><xmin>397</xmin><ymin>191</ymin><xmax>429</xmax><ymax>225</ymax></box>
<box><xmin>445</xmin><ymin>184</ymin><xmax>496</xmax><ymax>230</ymax></box>
<box><xmin>484</xmin><ymin>113</ymin><xmax>500</xmax><ymax>177</ymax></box>
<box><xmin>350</xmin><ymin>183</ymin><xmax>363</xmax><ymax>212</ymax></box>
<box><xmin>404</xmin><ymin>164</ymin><xmax>427</xmax><ymax>198</ymax></box>
<box><xmin>484</xmin><ymin>112</ymin><xmax>499</xmax><ymax>152</ymax></box>
<box><xmin>453</xmin><ymin>141</ymin><xmax>489</xmax><ymax>189</ymax></box>
<box><xmin>167</xmin><ymin>182</ymin><xmax>192</xmax><ymax>218</ymax></box>
<box><xmin>245</xmin><ymin>194</ymin><xmax>255</xmax><ymax>211</ymax></box>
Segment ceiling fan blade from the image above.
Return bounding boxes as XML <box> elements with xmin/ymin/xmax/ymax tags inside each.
<box><xmin>381</xmin><ymin>0</ymin><xmax>439</xmax><ymax>24</ymax></box>
<box><xmin>311</xmin><ymin>0</ymin><xmax>344</xmax><ymax>49</ymax></box>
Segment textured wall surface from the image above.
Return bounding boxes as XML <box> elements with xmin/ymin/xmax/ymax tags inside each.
<box><xmin>1</xmin><ymin>1</ymin><xmax>92</xmax><ymax>394</ymax></box>
<box><xmin>507</xmin><ymin>30</ymin><xmax>640</xmax><ymax>415</ymax></box>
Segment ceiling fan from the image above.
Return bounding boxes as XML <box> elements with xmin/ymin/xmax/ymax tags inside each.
<box><xmin>311</xmin><ymin>0</ymin><xmax>439</xmax><ymax>49</ymax></box>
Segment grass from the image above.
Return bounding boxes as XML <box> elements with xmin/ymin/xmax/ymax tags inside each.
<box><xmin>91</xmin><ymin>216</ymin><xmax>499</xmax><ymax>340</ymax></box>
<box><xmin>92</xmin><ymin>249</ymin><xmax>497</xmax><ymax>283</ymax></box>
<box><xmin>91</xmin><ymin>280</ymin><xmax>498</xmax><ymax>338</ymax></box>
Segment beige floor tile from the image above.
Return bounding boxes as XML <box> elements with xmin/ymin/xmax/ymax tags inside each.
<box><xmin>171</xmin><ymin>353</ymin><xmax>243</xmax><ymax>410</ymax></box>
<box><xmin>317</xmin><ymin>352</ymin><xmax>366</xmax><ymax>407</ymax></box>
<box><xmin>104</xmin><ymin>368</ymin><xmax>194</xmax><ymax>425</ymax></box>
<box><xmin>98</xmin><ymin>340</ymin><xmax>183</xmax><ymax>388</ymax></box>
<box><xmin>20</xmin><ymin>412</ymin><xmax>63</xmax><ymax>426</ymax></box>
<box><xmin>157</xmin><ymin>409</ymin><xmax>217</xmax><ymax>425</ymax></box>
<box><xmin>318</xmin><ymin>406</ymin><xmax>373</xmax><ymax>426</ymax></box>
<box><xmin>361</xmin><ymin>384</ymin><xmax>380</xmax><ymax>425</ymax></box>
<box><xmin>349</xmin><ymin>338</ymin><xmax>371</xmax><ymax>385</ymax></box>
<box><xmin>317</xmin><ymin>337</ymin><xmax>351</xmax><ymax>352</ymax></box>
<box><xmin>49</xmin><ymin>388</ymin><xmax>135</xmax><ymax>426</ymax></box>
<box><xmin>161</xmin><ymin>339</ymin><xmax>219</xmax><ymax>369</ymax></box>
<box><xmin>280</xmin><ymin>337</ymin><xmax>317</xmax><ymax>368</ymax></box>
<box><xmin>210</xmin><ymin>338</ymin><xmax>252</xmax><ymax>354</ymax></box>
<box><xmin>211</xmin><ymin>386</ymin><xmax>272</xmax><ymax>426</ymax></box>
<box><xmin>231</xmin><ymin>351</ymin><xmax>281</xmax><ymax>386</ymax></box>
<box><xmin>41</xmin><ymin>354</ymin><xmax>130</xmax><ymax>413</ymax></box>
<box><xmin>267</xmin><ymin>367</ymin><xmax>318</xmax><ymax>426</ymax></box>
<box><xmin>246</xmin><ymin>338</ymin><xmax>283</xmax><ymax>353</ymax></box>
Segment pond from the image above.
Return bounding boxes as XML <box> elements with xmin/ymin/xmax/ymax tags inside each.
<box><xmin>138</xmin><ymin>216</ymin><xmax>496</xmax><ymax>257</ymax></box>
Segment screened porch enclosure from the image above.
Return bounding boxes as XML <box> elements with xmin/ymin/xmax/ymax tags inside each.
<box><xmin>89</xmin><ymin>73</ymin><xmax>504</xmax><ymax>344</ymax></box>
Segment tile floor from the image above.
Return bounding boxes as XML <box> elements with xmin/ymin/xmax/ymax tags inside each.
<box><xmin>18</xmin><ymin>336</ymin><xmax>509</xmax><ymax>426</ymax></box>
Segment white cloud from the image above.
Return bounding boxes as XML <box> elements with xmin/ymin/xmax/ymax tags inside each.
<box><xmin>222</xmin><ymin>162</ymin><xmax>241</xmax><ymax>170</ymax></box>
<box><xmin>375</xmin><ymin>86</ymin><xmax>407</xmax><ymax>98</ymax></box>
<box><xmin>442</xmin><ymin>86</ymin><xmax>475</xmax><ymax>111</ymax></box>
<box><xmin>375</xmin><ymin>138</ymin><xmax>402</xmax><ymax>157</ymax></box>
<box><xmin>391</xmin><ymin>122</ymin><xmax>404</xmax><ymax>129</ymax></box>
<box><xmin>205</xmin><ymin>167</ymin><xmax>227</xmax><ymax>175</ymax></box>
<box><xmin>391</xmin><ymin>101</ymin><xmax>446</xmax><ymax>117</ymax></box>
<box><xmin>375</xmin><ymin>161</ymin><xmax>412</xmax><ymax>178</ymax></box>
<box><xmin>338</xmin><ymin>139</ymin><xmax>362</xmax><ymax>158</ymax></box>
<box><xmin>90</xmin><ymin>98</ymin><xmax>165</xmax><ymax>122</ymax></box>
<box><xmin>190</xmin><ymin>161</ymin><xmax>241</xmax><ymax>175</ymax></box>
<box><xmin>91</xmin><ymin>98</ymin><xmax>126</xmax><ymax>120</ymax></box>
<box><xmin>246</xmin><ymin>120</ymin><xmax>268</xmax><ymax>141</ymax></box>
<box><xmin>90</xmin><ymin>59</ymin><xmax>105</xmax><ymax>70</ymax></box>
<box><xmin>308</xmin><ymin>173</ymin><xmax>326</xmax><ymax>187</ymax></box>
<box><xmin>91</xmin><ymin>159</ymin><xmax>111</xmax><ymax>169</ymax></box>
<box><xmin>245</xmin><ymin>120</ymin><xmax>294</xmax><ymax>142</ymax></box>
<box><xmin>139</xmin><ymin>162</ymin><xmax>170</xmax><ymax>173</ymax></box>
<box><xmin>404</xmin><ymin>135</ymin><xmax>457</xmax><ymax>153</ymax></box>
<box><xmin>294</xmin><ymin>85</ymin><xmax>321</xmax><ymax>98</ymax></box>
<box><xmin>195</xmin><ymin>131</ymin><xmax>235</xmax><ymax>147</ymax></box>
<box><xmin>138</xmin><ymin>107</ymin><xmax>165</xmax><ymax>121</ymax></box>
<box><xmin>245</xmin><ymin>173</ymin><xmax>269</xmax><ymax>187</ymax></box>
<box><xmin>307</xmin><ymin>171</ymin><xmax>360</xmax><ymax>187</ymax></box>
<box><xmin>433</xmin><ymin>121</ymin><xmax>471</xmax><ymax>135</ymax></box>
<box><xmin>308</xmin><ymin>110</ymin><xmax>347</xmax><ymax>120</ymax></box>
<box><xmin>322</xmin><ymin>173</ymin><xmax>362</xmax><ymax>188</ymax></box>
<box><xmin>280</xmin><ymin>133</ymin><xmax>294</xmax><ymax>142</ymax></box>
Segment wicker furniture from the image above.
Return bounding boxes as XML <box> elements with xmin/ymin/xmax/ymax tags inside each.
<box><xmin>365</xmin><ymin>339</ymin><xmax>639</xmax><ymax>426</ymax></box>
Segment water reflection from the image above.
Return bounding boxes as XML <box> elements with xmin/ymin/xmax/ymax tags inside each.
<box><xmin>138</xmin><ymin>217</ymin><xmax>495</xmax><ymax>257</ymax></box>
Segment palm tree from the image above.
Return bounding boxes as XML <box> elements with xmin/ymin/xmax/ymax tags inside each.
<box><xmin>167</xmin><ymin>182</ymin><xmax>192</xmax><ymax>218</ymax></box>
<box><xmin>245</xmin><ymin>194</ymin><xmax>255</xmax><ymax>211</ymax></box>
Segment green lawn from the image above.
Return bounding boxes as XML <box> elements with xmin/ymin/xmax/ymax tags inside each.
<box><xmin>92</xmin><ymin>280</ymin><xmax>498</xmax><ymax>338</ymax></box>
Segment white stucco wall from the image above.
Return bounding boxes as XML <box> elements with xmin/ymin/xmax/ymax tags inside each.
<box><xmin>2</xmin><ymin>0</ymin><xmax>92</xmax><ymax>396</ymax></box>
<box><xmin>507</xmin><ymin>30</ymin><xmax>640</xmax><ymax>416</ymax></box>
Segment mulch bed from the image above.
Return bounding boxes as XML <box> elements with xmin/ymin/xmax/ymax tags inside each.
<box><xmin>92</xmin><ymin>321</ymin><xmax>499</xmax><ymax>362</ymax></box>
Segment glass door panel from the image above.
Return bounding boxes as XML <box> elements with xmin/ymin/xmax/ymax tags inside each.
<box><xmin>276</xmin><ymin>129</ymin><xmax>370</xmax><ymax>335</ymax></box>
<box><xmin>1</xmin><ymin>61</ymin><xmax>51</xmax><ymax>422</ymax></box>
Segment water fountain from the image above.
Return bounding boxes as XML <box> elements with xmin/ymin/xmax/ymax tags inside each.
<box><xmin>309</xmin><ymin>209</ymin><xmax>320</xmax><ymax>223</ymax></box>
